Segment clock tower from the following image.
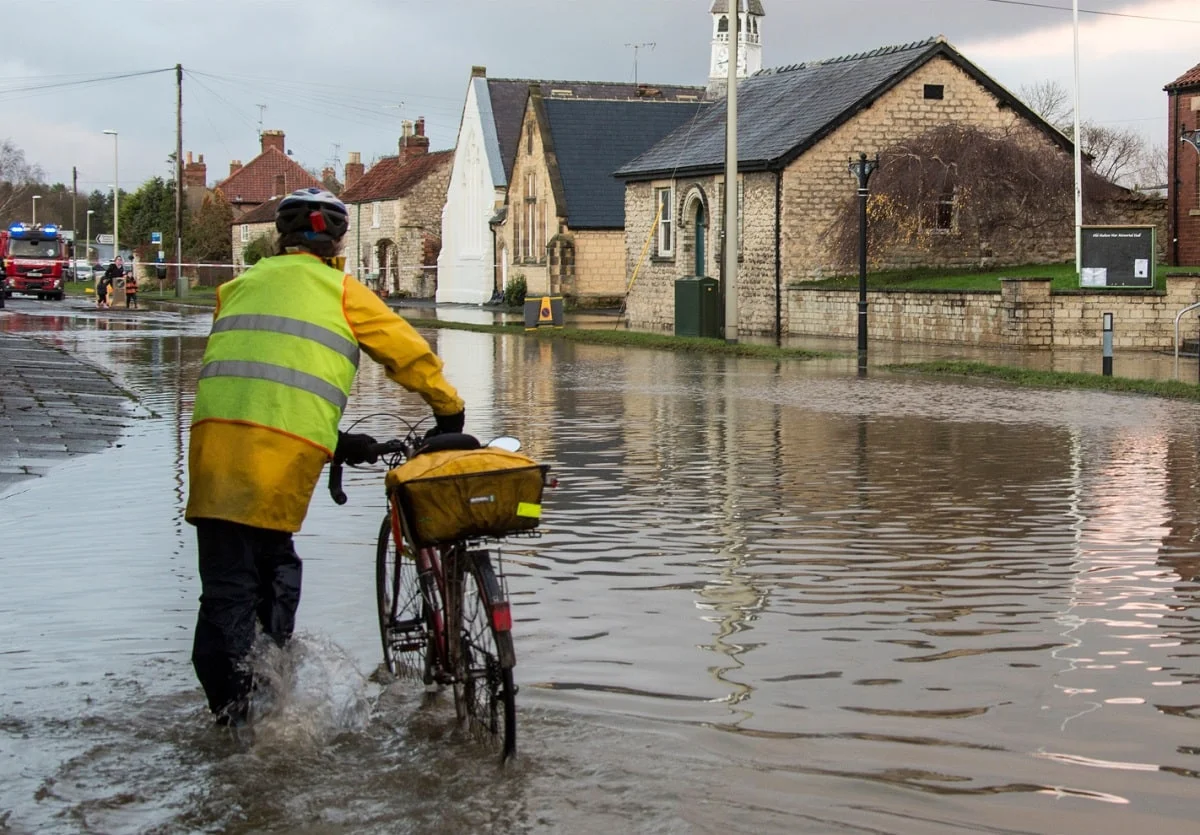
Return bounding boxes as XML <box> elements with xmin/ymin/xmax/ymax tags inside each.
<box><xmin>708</xmin><ymin>0</ymin><xmax>764</xmax><ymax>99</ymax></box>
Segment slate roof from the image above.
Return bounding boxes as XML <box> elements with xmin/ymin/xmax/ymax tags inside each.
<box><xmin>340</xmin><ymin>150</ymin><xmax>453</xmax><ymax>204</ymax></box>
<box><xmin>1165</xmin><ymin>62</ymin><xmax>1200</xmax><ymax>91</ymax></box>
<box><xmin>709</xmin><ymin>0</ymin><xmax>764</xmax><ymax>14</ymax></box>
<box><xmin>542</xmin><ymin>98</ymin><xmax>708</xmax><ymax>229</ymax></box>
<box><xmin>215</xmin><ymin>147</ymin><xmax>322</xmax><ymax>207</ymax></box>
<box><xmin>487</xmin><ymin>79</ymin><xmax>705</xmax><ymax>183</ymax></box>
<box><xmin>617</xmin><ymin>37</ymin><xmax>1072</xmax><ymax>180</ymax></box>
<box><xmin>230</xmin><ymin>196</ymin><xmax>280</xmax><ymax>226</ymax></box>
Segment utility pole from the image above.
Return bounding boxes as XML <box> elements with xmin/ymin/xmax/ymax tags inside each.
<box><xmin>71</xmin><ymin>166</ymin><xmax>77</xmax><ymax>254</ymax></box>
<box><xmin>176</xmin><ymin>63</ymin><xmax>187</xmax><ymax>298</ymax></box>
<box><xmin>723</xmin><ymin>0</ymin><xmax>739</xmax><ymax>344</ymax></box>
<box><xmin>625</xmin><ymin>42</ymin><xmax>655</xmax><ymax>87</ymax></box>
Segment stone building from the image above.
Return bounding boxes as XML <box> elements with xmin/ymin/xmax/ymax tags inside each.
<box><xmin>1167</xmin><ymin>61</ymin><xmax>1200</xmax><ymax>266</ymax></box>
<box><xmin>340</xmin><ymin>119</ymin><xmax>453</xmax><ymax>298</ymax></box>
<box><xmin>215</xmin><ymin>129</ymin><xmax>323</xmax><ymax>219</ymax></box>
<box><xmin>228</xmin><ymin>196</ymin><xmax>279</xmax><ymax>271</ymax></box>
<box><xmin>616</xmin><ymin>36</ymin><xmax>1117</xmax><ymax>337</ymax></box>
<box><xmin>437</xmin><ymin>68</ymin><xmax>706</xmax><ymax>304</ymax></box>
<box><xmin>495</xmin><ymin>86</ymin><xmax>706</xmax><ymax>302</ymax></box>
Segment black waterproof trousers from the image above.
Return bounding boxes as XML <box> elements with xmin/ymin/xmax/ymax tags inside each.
<box><xmin>191</xmin><ymin>518</ymin><xmax>302</xmax><ymax>719</ymax></box>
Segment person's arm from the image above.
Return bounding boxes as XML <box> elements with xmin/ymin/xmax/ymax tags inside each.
<box><xmin>342</xmin><ymin>276</ymin><xmax>464</xmax><ymax>416</ymax></box>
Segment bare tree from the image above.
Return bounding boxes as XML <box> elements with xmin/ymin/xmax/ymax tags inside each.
<box><xmin>0</xmin><ymin>139</ymin><xmax>46</xmax><ymax>222</ymax></box>
<box><xmin>1019</xmin><ymin>80</ymin><xmax>1073</xmax><ymax>127</ymax></box>
<box><xmin>1017</xmin><ymin>79</ymin><xmax>1161</xmax><ymax>189</ymax></box>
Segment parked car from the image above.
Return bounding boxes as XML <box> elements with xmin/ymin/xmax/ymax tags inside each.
<box><xmin>69</xmin><ymin>259</ymin><xmax>100</xmax><ymax>281</ymax></box>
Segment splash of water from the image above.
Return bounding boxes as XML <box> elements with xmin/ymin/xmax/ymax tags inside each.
<box><xmin>243</xmin><ymin>632</ymin><xmax>374</xmax><ymax>747</ymax></box>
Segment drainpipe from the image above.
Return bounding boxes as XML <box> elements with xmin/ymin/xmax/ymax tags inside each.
<box><xmin>774</xmin><ymin>169</ymin><xmax>783</xmax><ymax>345</ymax></box>
<box><xmin>356</xmin><ymin>203</ymin><xmax>362</xmax><ymax>281</ymax></box>
<box><xmin>1172</xmin><ymin>91</ymin><xmax>1180</xmax><ymax>266</ymax></box>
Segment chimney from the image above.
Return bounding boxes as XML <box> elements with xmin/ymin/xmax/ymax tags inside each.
<box><xmin>322</xmin><ymin>166</ymin><xmax>336</xmax><ymax>182</ymax></box>
<box><xmin>229</xmin><ymin>159</ymin><xmax>243</xmax><ymax>176</ymax></box>
<box><xmin>345</xmin><ymin>151</ymin><xmax>364</xmax><ymax>190</ymax></box>
<box><xmin>261</xmin><ymin>129</ymin><xmax>286</xmax><ymax>155</ymax></box>
<box><xmin>399</xmin><ymin>117</ymin><xmax>430</xmax><ymax>164</ymax></box>
<box><xmin>274</xmin><ymin>174</ymin><xmax>287</xmax><ymax>197</ymax></box>
<box><xmin>183</xmin><ymin>151</ymin><xmax>207</xmax><ymax>188</ymax></box>
<box><xmin>471</xmin><ymin>65</ymin><xmax>487</xmax><ymax>78</ymax></box>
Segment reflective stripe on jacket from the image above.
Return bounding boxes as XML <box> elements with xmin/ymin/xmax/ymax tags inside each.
<box><xmin>186</xmin><ymin>253</ymin><xmax>465</xmax><ymax>532</ymax></box>
<box><xmin>191</xmin><ymin>255</ymin><xmax>357</xmax><ymax>453</ymax></box>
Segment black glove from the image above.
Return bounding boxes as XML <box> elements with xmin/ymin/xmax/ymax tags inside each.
<box><xmin>425</xmin><ymin>410</ymin><xmax>465</xmax><ymax>438</ymax></box>
<box><xmin>335</xmin><ymin>431</ymin><xmax>378</xmax><ymax>465</ymax></box>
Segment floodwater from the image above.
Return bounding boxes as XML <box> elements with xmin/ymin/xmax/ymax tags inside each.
<box><xmin>3</xmin><ymin>300</ymin><xmax>1200</xmax><ymax>834</ymax></box>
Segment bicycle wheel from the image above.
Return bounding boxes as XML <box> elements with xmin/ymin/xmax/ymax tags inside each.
<box><xmin>376</xmin><ymin>512</ymin><xmax>438</xmax><ymax>682</ymax></box>
<box><xmin>452</xmin><ymin>547</ymin><xmax>517</xmax><ymax>761</ymax></box>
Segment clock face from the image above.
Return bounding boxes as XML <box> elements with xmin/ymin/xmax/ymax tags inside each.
<box><xmin>715</xmin><ymin>45</ymin><xmax>729</xmax><ymax>73</ymax></box>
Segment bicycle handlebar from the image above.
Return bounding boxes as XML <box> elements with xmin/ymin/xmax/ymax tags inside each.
<box><xmin>327</xmin><ymin>437</ymin><xmax>415</xmax><ymax>505</ymax></box>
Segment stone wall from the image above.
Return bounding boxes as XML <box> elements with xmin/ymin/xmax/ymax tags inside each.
<box><xmin>499</xmin><ymin>96</ymin><xmax>555</xmax><ymax>296</ymax></box>
<box><xmin>572</xmin><ymin>230</ymin><xmax>628</xmax><ymax>299</ymax></box>
<box><xmin>231</xmin><ymin>220</ymin><xmax>275</xmax><ymax>270</ymax></box>
<box><xmin>786</xmin><ymin>275</ymin><xmax>1200</xmax><ymax>350</ymax></box>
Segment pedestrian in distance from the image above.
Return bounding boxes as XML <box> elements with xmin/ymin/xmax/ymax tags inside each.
<box><xmin>185</xmin><ymin>187</ymin><xmax>466</xmax><ymax>728</ymax></box>
<box><xmin>125</xmin><ymin>271</ymin><xmax>138</xmax><ymax>309</ymax></box>
<box><xmin>96</xmin><ymin>274</ymin><xmax>111</xmax><ymax>309</ymax></box>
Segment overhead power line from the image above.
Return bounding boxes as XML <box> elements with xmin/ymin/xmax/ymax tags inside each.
<box><xmin>975</xmin><ymin>0</ymin><xmax>1200</xmax><ymax>24</ymax></box>
<box><xmin>0</xmin><ymin>67</ymin><xmax>175</xmax><ymax>100</ymax></box>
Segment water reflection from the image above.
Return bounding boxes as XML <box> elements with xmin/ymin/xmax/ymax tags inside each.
<box><xmin>3</xmin><ymin>305</ymin><xmax>1200</xmax><ymax>832</ymax></box>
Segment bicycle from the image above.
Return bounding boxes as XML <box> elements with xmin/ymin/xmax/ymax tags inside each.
<box><xmin>328</xmin><ymin>418</ymin><xmax>552</xmax><ymax>762</ymax></box>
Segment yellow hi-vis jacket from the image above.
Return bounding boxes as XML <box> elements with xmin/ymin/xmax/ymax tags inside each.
<box><xmin>185</xmin><ymin>253</ymin><xmax>464</xmax><ymax>532</ymax></box>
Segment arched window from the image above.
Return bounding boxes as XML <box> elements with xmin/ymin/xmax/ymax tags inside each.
<box><xmin>717</xmin><ymin>15</ymin><xmax>728</xmax><ymax>33</ymax></box>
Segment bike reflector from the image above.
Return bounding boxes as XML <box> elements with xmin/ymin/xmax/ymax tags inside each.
<box><xmin>491</xmin><ymin>601</ymin><xmax>513</xmax><ymax>632</ymax></box>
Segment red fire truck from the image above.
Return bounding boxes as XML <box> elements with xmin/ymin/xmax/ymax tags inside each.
<box><xmin>3</xmin><ymin>223</ymin><xmax>68</xmax><ymax>300</ymax></box>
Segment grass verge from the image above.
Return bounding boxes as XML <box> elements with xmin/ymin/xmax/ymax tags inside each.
<box><xmin>886</xmin><ymin>360</ymin><xmax>1200</xmax><ymax>401</ymax></box>
<box><xmin>795</xmin><ymin>263</ymin><xmax>1200</xmax><ymax>293</ymax></box>
<box><xmin>403</xmin><ymin>317</ymin><xmax>839</xmax><ymax>361</ymax></box>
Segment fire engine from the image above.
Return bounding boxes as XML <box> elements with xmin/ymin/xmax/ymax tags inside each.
<box><xmin>3</xmin><ymin>223</ymin><xmax>68</xmax><ymax>300</ymax></box>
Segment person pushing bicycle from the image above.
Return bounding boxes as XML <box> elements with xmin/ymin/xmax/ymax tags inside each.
<box><xmin>185</xmin><ymin>187</ymin><xmax>465</xmax><ymax>727</ymax></box>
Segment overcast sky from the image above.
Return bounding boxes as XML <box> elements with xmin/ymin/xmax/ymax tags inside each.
<box><xmin>2</xmin><ymin>0</ymin><xmax>1197</xmax><ymax>197</ymax></box>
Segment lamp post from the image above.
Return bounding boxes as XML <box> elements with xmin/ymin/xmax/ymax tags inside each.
<box><xmin>848</xmin><ymin>152</ymin><xmax>880</xmax><ymax>375</ymax></box>
<box><xmin>85</xmin><ymin>209</ymin><xmax>95</xmax><ymax>278</ymax></box>
<box><xmin>102</xmin><ymin>129</ymin><xmax>118</xmax><ymax>261</ymax></box>
<box><xmin>31</xmin><ymin>194</ymin><xmax>41</xmax><ymax>225</ymax></box>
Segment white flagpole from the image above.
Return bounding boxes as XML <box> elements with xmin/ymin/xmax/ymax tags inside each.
<box><xmin>1073</xmin><ymin>0</ymin><xmax>1083</xmax><ymax>276</ymax></box>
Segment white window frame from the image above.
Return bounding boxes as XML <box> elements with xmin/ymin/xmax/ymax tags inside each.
<box><xmin>371</xmin><ymin>202</ymin><xmax>381</xmax><ymax>229</ymax></box>
<box><xmin>240</xmin><ymin>224</ymin><xmax>249</xmax><ymax>243</ymax></box>
<box><xmin>655</xmin><ymin>186</ymin><xmax>674</xmax><ymax>257</ymax></box>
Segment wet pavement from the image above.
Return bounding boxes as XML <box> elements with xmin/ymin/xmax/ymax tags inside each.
<box><xmin>3</xmin><ymin>295</ymin><xmax>1200</xmax><ymax>834</ymax></box>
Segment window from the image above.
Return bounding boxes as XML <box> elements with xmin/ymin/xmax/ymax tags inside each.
<box><xmin>526</xmin><ymin>126</ymin><xmax>533</xmax><ymax>155</ymax></box>
<box><xmin>240</xmin><ymin>224</ymin><xmax>249</xmax><ymax>243</ymax></box>
<box><xmin>371</xmin><ymin>203</ymin><xmax>381</xmax><ymax>228</ymax></box>
<box><xmin>924</xmin><ymin>84</ymin><xmax>944</xmax><ymax>100</ymax></box>
<box><xmin>922</xmin><ymin>188</ymin><xmax>956</xmax><ymax>233</ymax></box>
<box><xmin>524</xmin><ymin>173</ymin><xmax>538</xmax><ymax>261</ymax></box>
<box><xmin>655</xmin><ymin>186</ymin><xmax>673</xmax><ymax>256</ymax></box>
<box><xmin>717</xmin><ymin>15</ymin><xmax>728</xmax><ymax>33</ymax></box>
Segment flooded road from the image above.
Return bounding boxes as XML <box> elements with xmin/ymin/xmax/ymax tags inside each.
<box><xmin>2</xmin><ymin>299</ymin><xmax>1200</xmax><ymax>833</ymax></box>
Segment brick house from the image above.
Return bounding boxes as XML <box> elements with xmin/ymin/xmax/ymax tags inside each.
<box><xmin>616</xmin><ymin>36</ymin><xmax>1147</xmax><ymax>337</ymax></box>
<box><xmin>340</xmin><ymin>119</ymin><xmax>453</xmax><ymax>298</ymax></box>
<box><xmin>437</xmin><ymin>67</ymin><xmax>706</xmax><ymax>304</ymax></box>
<box><xmin>496</xmin><ymin>86</ymin><xmax>706</xmax><ymax>302</ymax></box>
<box><xmin>215</xmin><ymin>129</ymin><xmax>323</xmax><ymax>219</ymax></box>
<box><xmin>1167</xmin><ymin>62</ymin><xmax>1200</xmax><ymax>266</ymax></box>
<box><xmin>228</xmin><ymin>197</ymin><xmax>279</xmax><ymax>271</ymax></box>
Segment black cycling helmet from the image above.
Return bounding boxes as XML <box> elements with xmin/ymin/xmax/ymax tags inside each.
<box><xmin>275</xmin><ymin>187</ymin><xmax>349</xmax><ymax>243</ymax></box>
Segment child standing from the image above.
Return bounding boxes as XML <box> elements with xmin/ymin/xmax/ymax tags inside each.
<box><xmin>125</xmin><ymin>272</ymin><xmax>138</xmax><ymax>309</ymax></box>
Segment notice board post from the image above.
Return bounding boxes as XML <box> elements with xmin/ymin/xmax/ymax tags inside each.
<box><xmin>1080</xmin><ymin>226</ymin><xmax>1155</xmax><ymax>289</ymax></box>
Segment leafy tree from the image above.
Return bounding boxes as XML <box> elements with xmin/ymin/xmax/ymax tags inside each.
<box><xmin>242</xmin><ymin>233</ymin><xmax>275</xmax><ymax>265</ymax></box>
<box><xmin>120</xmin><ymin>177</ymin><xmax>183</xmax><ymax>248</ymax></box>
<box><xmin>0</xmin><ymin>139</ymin><xmax>45</xmax><ymax>224</ymax></box>
<box><xmin>185</xmin><ymin>191</ymin><xmax>233</xmax><ymax>263</ymax></box>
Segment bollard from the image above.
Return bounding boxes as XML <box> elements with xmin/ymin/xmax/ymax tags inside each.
<box><xmin>1102</xmin><ymin>312</ymin><xmax>1113</xmax><ymax>376</ymax></box>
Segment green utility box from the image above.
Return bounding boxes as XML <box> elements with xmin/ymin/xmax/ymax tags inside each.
<box><xmin>674</xmin><ymin>276</ymin><xmax>720</xmax><ymax>339</ymax></box>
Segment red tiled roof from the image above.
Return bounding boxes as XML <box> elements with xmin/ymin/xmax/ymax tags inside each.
<box><xmin>229</xmin><ymin>196</ymin><xmax>281</xmax><ymax>226</ymax></box>
<box><xmin>215</xmin><ymin>147</ymin><xmax>322</xmax><ymax>206</ymax></box>
<box><xmin>340</xmin><ymin>150</ymin><xmax>453</xmax><ymax>204</ymax></box>
<box><xmin>1166</xmin><ymin>62</ymin><xmax>1200</xmax><ymax>91</ymax></box>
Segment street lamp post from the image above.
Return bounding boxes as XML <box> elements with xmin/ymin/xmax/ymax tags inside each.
<box><xmin>85</xmin><ymin>209</ymin><xmax>95</xmax><ymax>279</ymax></box>
<box><xmin>103</xmin><ymin>130</ymin><xmax>119</xmax><ymax>261</ymax></box>
<box><xmin>31</xmin><ymin>195</ymin><xmax>41</xmax><ymax>225</ymax></box>
<box><xmin>848</xmin><ymin>152</ymin><xmax>880</xmax><ymax>375</ymax></box>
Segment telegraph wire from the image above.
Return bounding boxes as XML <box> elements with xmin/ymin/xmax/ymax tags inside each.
<box><xmin>974</xmin><ymin>0</ymin><xmax>1200</xmax><ymax>24</ymax></box>
<box><xmin>0</xmin><ymin>67</ymin><xmax>175</xmax><ymax>100</ymax></box>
